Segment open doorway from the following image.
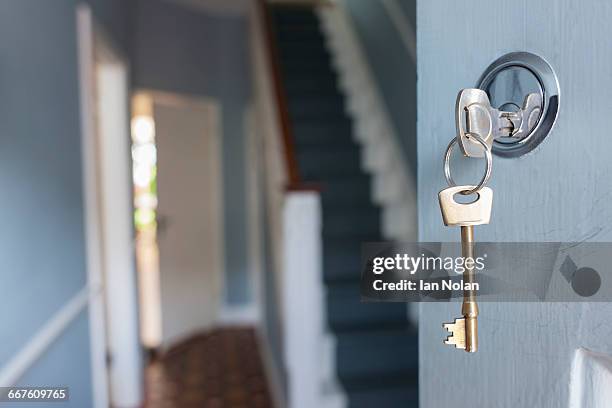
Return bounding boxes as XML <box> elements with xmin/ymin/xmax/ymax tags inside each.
<box><xmin>132</xmin><ymin>91</ymin><xmax>276</xmax><ymax>408</ymax></box>
<box><xmin>132</xmin><ymin>91</ymin><xmax>224</xmax><ymax>351</ymax></box>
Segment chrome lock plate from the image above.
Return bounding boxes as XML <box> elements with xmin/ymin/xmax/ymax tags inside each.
<box><xmin>457</xmin><ymin>52</ymin><xmax>560</xmax><ymax>158</ymax></box>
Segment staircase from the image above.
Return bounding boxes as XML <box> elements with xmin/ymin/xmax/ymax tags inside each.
<box><xmin>269</xmin><ymin>6</ymin><xmax>418</xmax><ymax>408</ymax></box>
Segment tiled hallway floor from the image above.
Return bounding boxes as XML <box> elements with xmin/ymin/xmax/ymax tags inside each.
<box><xmin>145</xmin><ymin>328</ymin><xmax>274</xmax><ymax>408</ymax></box>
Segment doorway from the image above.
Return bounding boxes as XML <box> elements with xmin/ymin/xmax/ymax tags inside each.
<box><xmin>132</xmin><ymin>91</ymin><xmax>223</xmax><ymax>350</ymax></box>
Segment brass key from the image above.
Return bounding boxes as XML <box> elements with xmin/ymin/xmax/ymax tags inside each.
<box><xmin>438</xmin><ymin>185</ymin><xmax>492</xmax><ymax>352</ymax></box>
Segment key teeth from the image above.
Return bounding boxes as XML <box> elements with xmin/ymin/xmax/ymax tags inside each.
<box><xmin>443</xmin><ymin>318</ymin><xmax>466</xmax><ymax>349</ymax></box>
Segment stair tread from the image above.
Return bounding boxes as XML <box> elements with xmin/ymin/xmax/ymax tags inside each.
<box><xmin>342</xmin><ymin>371</ymin><xmax>418</xmax><ymax>391</ymax></box>
<box><xmin>283</xmin><ymin>77</ymin><xmax>340</xmax><ymax>94</ymax></box>
<box><xmin>327</xmin><ymin>292</ymin><xmax>414</xmax><ymax>331</ymax></box>
<box><xmin>334</xmin><ymin>324</ymin><xmax>418</xmax><ymax>339</ymax></box>
<box><xmin>346</xmin><ymin>382</ymin><xmax>419</xmax><ymax>408</ymax></box>
<box><xmin>335</xmin><ymin>327</ymin><xmax>418</xmax><ymax>381</ymax></box>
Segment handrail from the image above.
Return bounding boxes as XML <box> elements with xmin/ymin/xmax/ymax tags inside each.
<box><xmin>256</xmin><ymin>0</ymin><xmax>323</xmax><ymax>191</ymax></box>
<box><xmin>257</xmin><ymin>0</ymin><xmax>300</xmax><ymax>186</ymax></box>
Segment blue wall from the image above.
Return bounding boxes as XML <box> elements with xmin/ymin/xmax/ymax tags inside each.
<box><xmin>15</xmin><ymin>312</ymin><xmax>93</xmax><ymax>408</ymax></box>
<box><xmin>88</xmin><ymin>0</ymin><xmax>134</xmax><ymax>54</ymax></box>
<box><xmin>416</xmin><ymin>1</ymin><xmax>612</xmax><ymax>406</ymax></box>
<box><xmin>0</xmin><ymin>0</ymin><xmax>132</xmax><ymax>405</ymax></box>
<box><xmin>344</xmin><ymin>0</ymin><xmax>417</xmax><ymax>175</ymax></box>
<box><xmin>132</xmin><ymin>0</ymin><xmax>252</xmax><ymax>305</ymax></box>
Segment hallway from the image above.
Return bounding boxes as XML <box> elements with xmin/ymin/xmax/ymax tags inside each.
<box><xmin>145</xmin><ymin>328</ymin><xmax>273</xmax><ymax>408</ymax></box>
<box><xmin>0</xmin><ymin>1</ymin><xmax>418</xmax><ymax>406</ymax></box>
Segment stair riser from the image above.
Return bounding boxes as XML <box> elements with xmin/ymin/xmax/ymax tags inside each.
<box><xmin>299</xmin><ymin>156</ymin><xmax>362</xmax><ymax>180</ymax></box>
<box><xmin>348</xmin><ymin>388</ymin><xmax>419</xmax><ymax>408</ymax></box>
<box><xmin>327</xmin><ymin>302</ymin><xmax>410</xmax><ymax>331</ymax></box>
<box><xmin>284</xmin><ymin>77</ymin><xmax>339</xmax><ymax>95</ymax></box>
<box><xmin>336</xmin><ymin>339</ymin><xmax>418</xmax><ymax>380</ymax></box>
<box><xmin>322</xmin><ymin>215</ymin><xmax>379</xmax><ymax>238</ymax></box>
<box><xmin>272</xmin><ymin>13</ymin><xmax>318</xmax><ymax>26</ymax></box>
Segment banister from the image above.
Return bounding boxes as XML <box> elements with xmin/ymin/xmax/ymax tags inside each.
<box><xmin>256</xmin><ymin>0</ymin><xmax>323</xmax><ymax>191</ymax></box>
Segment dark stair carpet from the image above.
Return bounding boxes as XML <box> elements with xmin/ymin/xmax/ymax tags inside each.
<box><xmin>270</xmin><ymin>6</ymin><xmax>418</xmax><ymax>408</ymax></box>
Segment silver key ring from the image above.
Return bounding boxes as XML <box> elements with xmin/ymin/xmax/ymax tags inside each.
<box><xmin>443</xmin><ymin>133</ymin><xmax>492</xmax><ymax>195</ymax></box>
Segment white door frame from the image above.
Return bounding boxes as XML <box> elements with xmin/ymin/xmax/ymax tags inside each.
<box><xmin>77</xmin><ymin>4</ymin><xmax>142</xmax><ymax>407</ymax></box>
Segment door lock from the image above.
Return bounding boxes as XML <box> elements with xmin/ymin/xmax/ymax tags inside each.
<box><xmin>454</xmin><ymin>52</ymin><xmax>559</xmax><ymax>158</ymax></box>
<box><xmin>456</xmin><ymin>88</ymin><xmax>542</xmax><ymax>158</ymax></box>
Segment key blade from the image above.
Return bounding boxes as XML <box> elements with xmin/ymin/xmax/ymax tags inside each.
<box><xmin>443</xmin><ymin>318</ymin><xmax>466</xmax><ymax>349</ymax></box>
